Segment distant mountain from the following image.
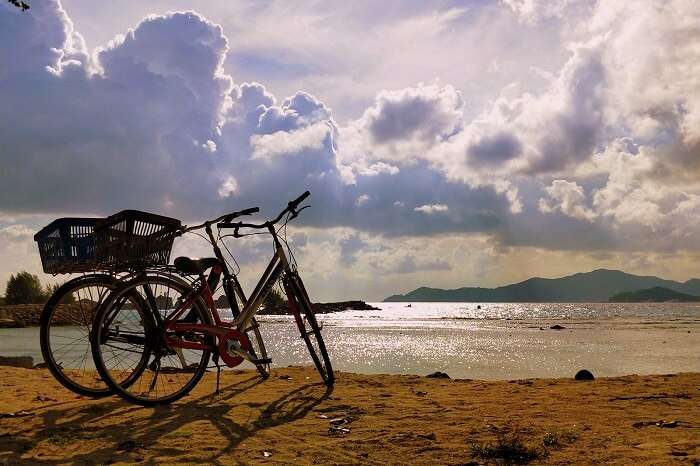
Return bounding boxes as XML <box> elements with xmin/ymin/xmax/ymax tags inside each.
<box><xmin>609</xmin><ymin>287</ymin><xmax>700</xmax><ymax>303</ymax></box>
<box><xmin>384</xmin><ymin>269</ymin><xmax>700</xmax><ymax>303</ymax></box>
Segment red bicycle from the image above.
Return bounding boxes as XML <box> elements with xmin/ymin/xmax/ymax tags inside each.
<box><xmin>90</xmin><ymin>192</ymin><xmax>333</xmax><ymax>405</ymax></box>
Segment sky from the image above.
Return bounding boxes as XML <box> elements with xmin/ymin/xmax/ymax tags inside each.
<box><xmin>1</xmin><ymin>0</ymin><xmax>700</xmax><ymax>301</ymax></box>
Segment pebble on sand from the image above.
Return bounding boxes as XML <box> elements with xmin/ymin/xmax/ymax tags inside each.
<box><xmin>575</xmin><ymin>369</ymin><xmax>595</xmax><ymax>381</ymax></box>
<box><xmin>426</xmin><ymin>371</ymin><xmax>450</xmax><ymax>379</ymax></box>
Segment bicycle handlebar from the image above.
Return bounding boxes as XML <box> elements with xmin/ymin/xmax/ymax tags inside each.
<box><xmin>217</xmin><ymin>191</ymin><xmax>310</xmax><ymax>234</ymax></box>
<box><xmin>178</xmin><ymin>206</ymin><xmax>260</xmax><ymax>235</ymax></box>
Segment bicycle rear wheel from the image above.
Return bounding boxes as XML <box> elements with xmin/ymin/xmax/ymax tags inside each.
<box><xmin>91</xmin><ymin>275</ymin><xmax>212</xmax><ymax>406</ymax></box>
<box><xmin>40</xmin><ymin>274</ymin><xmax>118</xmax><ymax>397</ymax></box>
<box><xmin>283</xmin><ymin>272</ymin><xmax>334</xmax><ymax>386</ymax></box>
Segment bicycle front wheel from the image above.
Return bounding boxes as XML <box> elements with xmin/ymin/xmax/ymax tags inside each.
<box><xmin>284</xmin><ymin>273</ymin><xmax>334</xmax><ymax>386</ymax></box>
<box><xmin>91</xmin><ymin>274</ymin><xmax>212</xmax><ymax>406</ymax></box>
<box><xmin>40</xmin><ymin>274</ymin><xmax>118</xmax><ymax>397</ymax></box>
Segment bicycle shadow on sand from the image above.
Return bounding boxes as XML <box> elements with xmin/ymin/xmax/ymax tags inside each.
<box><xmin>3</xmin><ymin>373</ymin><xmax>334</xmax><ymax>465</ymax></box>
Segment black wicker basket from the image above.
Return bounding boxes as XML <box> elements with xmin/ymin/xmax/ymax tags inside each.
<box><xmin>34</xmin><ymin>218</ymin><xmax>101</xmax><ymax>274</ymax></box>
<box><xmin>94</xmin><ymin>210</ymin><xmax>181</xmax><ymax>270</ymax></box>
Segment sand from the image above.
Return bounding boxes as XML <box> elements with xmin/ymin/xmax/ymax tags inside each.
<box><xmin>0</xmin><ymin>366</ymin><xmax>698</xmax><ymax>465</ymax></box>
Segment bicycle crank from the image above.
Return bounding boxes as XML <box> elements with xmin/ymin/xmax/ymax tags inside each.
<box><xmin>217</xmin><ymin>329</ymin><xmax>251</xmax><ymax>367</ymax></box>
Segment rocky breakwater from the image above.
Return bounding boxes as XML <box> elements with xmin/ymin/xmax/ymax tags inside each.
<box><xmin>259</xmin><ymin>300</ymin><xmax>380</xmax><ymax>315</ymax></box>
<box><xmin>0</xmin><ymin>303</ymin><xmax>94</xmax><ymax>327</ymax></box>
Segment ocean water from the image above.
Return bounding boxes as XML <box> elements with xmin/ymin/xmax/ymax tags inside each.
<box><xmin>2</xmin><ymin>302</ymin><xmax>699</xmax><ymax>380</ymax></box>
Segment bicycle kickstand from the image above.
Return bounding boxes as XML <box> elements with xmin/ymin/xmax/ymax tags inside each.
<box><xmin>213</xmin><ymin>353</ymin><xmax>222</xmax><ymax>394</ymax></box>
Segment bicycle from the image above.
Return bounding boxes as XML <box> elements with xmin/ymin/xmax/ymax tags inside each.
<box><xmin>90</xmin><ymin>191</ymin><xmax>334</xmax><ymax>405</ymax></box>
<box><xmin>34</xmin><ymin>218</ymin><xmax>121</xmax><ymax>397</ymax></box>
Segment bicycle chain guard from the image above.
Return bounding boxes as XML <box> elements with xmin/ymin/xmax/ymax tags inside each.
<box><xmin>217</xmin><ymin>328</ymin><xmax>251</xmax><ymax>367</ymax></box>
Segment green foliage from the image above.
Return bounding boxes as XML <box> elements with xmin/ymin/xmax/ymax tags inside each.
<box><xmin>45</xmin><ymin>283</ymin><xmax>75</xmax><ymax>304</ymax></box>
<box><xmin>609</xmin><ymin>286</ymin><xmax>700</xmax><ymax>302</ymax></box>
<box><xmin>470</xmin><ymin>428</ymin><xmax>579</xmax><ymax>464</ymax></box>
<box><xmin>5</xmin><ymin>271</ymin><xmax>45</xmax><ymax>304</ymax></box>
<box><xmin>6</xmin><ymin>0</ymin><xmax>30</xmax><ymax>11</ymax></box>
<box><xmin>470</xmin><ymin>432</ymin><xmax>540</xmax><ymax>464</ymax></box>
<box><xmin>263</xmin><ymin>288</ymin><xmax>285</xmax><ymax>309</ymax></box>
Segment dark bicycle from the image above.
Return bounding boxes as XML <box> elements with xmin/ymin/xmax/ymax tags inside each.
<box><xmin>34</xmin><ymin>213</ymin><xmax>192</xmax><ymax>397</ymax></box>
<box><xmin>90</xmin><ymin>191</ymin><xmax>334</xmax><ymax>405</ymax></box>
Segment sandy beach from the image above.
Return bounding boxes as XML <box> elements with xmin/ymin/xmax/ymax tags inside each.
<box><xmin>0</xmin><ymin>366</ymin><xmax>698</xmax><ymax>465</ymax></box>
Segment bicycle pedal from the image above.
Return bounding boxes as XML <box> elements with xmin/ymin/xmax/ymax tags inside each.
<box><xmin>251</xmin><ymin>357</ymin><xmax>272</xmax><ymax>365</ymax></box>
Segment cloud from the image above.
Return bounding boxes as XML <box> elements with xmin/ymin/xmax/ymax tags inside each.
<box><xmin>251</xmin><ymin>122</ymin><xmax>330</xmax><ymax>160</ymax></box>
<box><xmin>2</xmin><ymin>0</ymin><xmax>700</xmax><ymax>294</ymax></box>
<box><xmin>339</xmin><ymin>233</ymin><xmax>366</xmax><ymax>265</ymax></box>
<box><xmin>354</xmin><ymin>194</ymin><xmax>370</xmax><ymax>207</ymax></box>
<box><xmin>363</xmin><ymin>83</ymin><xmax>463</xmax><ymax>146</ymax></box>
<box><xmin>391</xmin><ymin>255</ymin><xmax>451</xmax><ymax>274</ymax></box>
<box><xmin>414</xmin><ymin>204</ymin><xmax>448</xmax><ymax>214</ymax></box>
<box><xmin>217</xmin><ymin>176</ymin><xmax>239</xmax><ymax>198</ymax></box>
<box><xmin>539</xmin><ymin>180</ymin><xmax>596</xmax><ymax>221</ymax></box>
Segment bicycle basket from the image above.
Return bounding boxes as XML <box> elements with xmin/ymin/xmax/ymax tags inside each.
<box><xmin>94</xmin><ymin>210</ymin><xmax>181</xmax><ymax>270</ymax></box>
<box><xmin>34</xmin><ymin>218</ymin><xmax>101</xmax><ymax>274</ymax></box>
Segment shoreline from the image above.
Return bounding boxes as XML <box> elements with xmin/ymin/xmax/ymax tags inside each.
<box><xmin>0</xmin><ymin>366</ymin><xmax>698</xmax><ymax>464</ymax></box>
<box><xmin>0</xmin><ymin>300</ymin><xmax>382</xmax><ymax>327</ymax></box>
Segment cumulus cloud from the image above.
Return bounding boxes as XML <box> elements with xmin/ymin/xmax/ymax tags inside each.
<box><xmin>2</xmin><ymin>0</ymin><xmax>700</xmax><ymax>299</ymax></box>
<box><xmin>539</xmin><ymin>180</ymin><xmax>596</xmax><ymax>221</ymax></box>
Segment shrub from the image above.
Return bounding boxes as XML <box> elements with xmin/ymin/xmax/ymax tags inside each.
<box><xmin>263</xmin><ymin>288</ymin><xmax>285</xmax><ymax>309</ymax></box>
<box><xmin>5</xmin><ymin>271</ymin><xmax>45</xmax><ymax>304</ymax></box>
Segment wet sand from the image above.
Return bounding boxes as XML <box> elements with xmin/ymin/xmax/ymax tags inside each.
<box><xmin>0</xmin><ymin>366</ymin><xmax>698</xmax><ymax>465</ymax></box>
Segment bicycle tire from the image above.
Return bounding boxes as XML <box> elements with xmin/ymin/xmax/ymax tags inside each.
<box><xmin>40</xmin><ymin>274</ymin><xmax>118</xmax><ymax>398</ymax></box>
<box><xmin>284</xmin><ymin>273</ymin><xmax>334</xmax><ymax>386</ymax></box>
<box><xmin>91</xmin><ymin>274</ymin><xmax>213</xmax><ymax>406</ymax></box>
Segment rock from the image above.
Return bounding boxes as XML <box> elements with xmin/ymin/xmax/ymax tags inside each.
<box><xmin>0</xmin><ymin>356</ymin><xmax>33</xmax><ymax>368</ymax></box>
<box><xmin>426</xmin><ymin>371</ymin><xmax>450</xmax><ymax>379</ymax></box>
<box><xmin>575</xmin><ymin>369</ymin><xmax>595</xmax><ymax>381</ymax></box>
<box><xmin>657</xmin><ymin>420</ymin><xmax>679</xmax><ymax>428</ymax></box>
<box><xmin>550</xmin><ymin>324</ymin><xmax>566</xmax><ymax>330</ymax></box>
<box><xmin>33</xmin><ymin>362</ymin><xmax>48</xmax><ymax>369</ymax></box>
<box><xmin>328</xmin><ymin>425</ymin><xmax>351</xmax><ymax>434</ymax></box>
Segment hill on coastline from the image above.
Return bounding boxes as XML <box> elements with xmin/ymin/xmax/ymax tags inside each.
<box><xmin>384</xmin><ymin>269</ymin><xmax>700</xmax><ymax>303</ymax></box>
<box><xmin>608</xmin><ymin>286</ymin><xmax>700</xmax><ymax>303</ymax></box>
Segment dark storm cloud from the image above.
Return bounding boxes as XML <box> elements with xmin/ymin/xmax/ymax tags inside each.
<box><xmin>364</xmin><ymin>85</ymin><xmax>463</xmax><ymax>144</ymax></box>
<box><xmin>467</xmin><ymin>132</ymin><xmax>522</xmax><ymax>165</ymax></box>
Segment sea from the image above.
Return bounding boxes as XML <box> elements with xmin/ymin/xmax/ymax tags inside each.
<box><xmin>2</xmin><ymin>302</ymin><xmax>699</xmax><ymax>379</ymax></box>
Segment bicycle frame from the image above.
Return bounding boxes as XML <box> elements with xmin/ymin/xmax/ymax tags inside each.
<box><xmin>160</xmin><ymin>223</ymin><xmax>295</xmax><ymax>366</ymax></box>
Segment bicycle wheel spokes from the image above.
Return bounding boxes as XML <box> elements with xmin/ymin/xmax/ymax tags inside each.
<box><xmin>93</xmin><ymin>275</ymin><xmax>211</xmax><ymax>405</ymax></box>
<box><xmin>41</xmin><ymin>275</ymin><xmax>117</xmax><ymax>397</ymax></box>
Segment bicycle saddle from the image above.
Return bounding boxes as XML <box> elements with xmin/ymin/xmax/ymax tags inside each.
<box><xmin>173</xmin><ymin>256</ymin><xmax>220</xmax><ymax>275</ymax></box>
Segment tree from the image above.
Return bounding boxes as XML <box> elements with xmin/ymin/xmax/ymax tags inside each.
<box><xmin>6</xmin><ymin>0</ymin><xmax>30</xmax><ymax>11</ymax></box>
<box><xmin>5</xmin><ymin>271</ymin><xmax>45</xmax><ymax>304</ymax></box>
<box><xmin>45</xmin><ymin>283</ymin><xmax>75</xmax><ymax>304</ymax></box>
<box><xmin>263</xmin><ymin>288</ymin><xmax>285</xmax><ymax>309</ymax></box>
